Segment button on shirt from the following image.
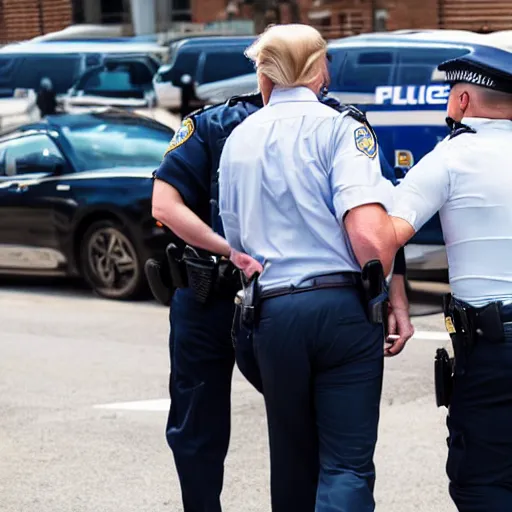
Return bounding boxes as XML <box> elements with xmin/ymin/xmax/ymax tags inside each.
<box><xmin>218</xmin><ymin>87</ymin><xmax>394</xmax><ymax>292</ymax></box>
<box><xmin>391</xmin><ymin>117</ymin><xmax>512</xmax><ymax>307</ymax></box>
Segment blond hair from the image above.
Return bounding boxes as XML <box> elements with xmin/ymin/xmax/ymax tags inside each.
<box><xmin>245</xmin><ymin>24</ymin><xmax>327</xmax><ymax>88</ymax></box>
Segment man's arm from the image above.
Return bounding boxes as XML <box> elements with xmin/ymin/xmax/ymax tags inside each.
<box><xmin>329</xmin><ymin>116</ymin><xmax>399</xmax><ymax>275</ymax></box>
<box><xmin>390</xmin><ymin>144</ymin><xmax>451</xmax><ymax>246</ymax></box>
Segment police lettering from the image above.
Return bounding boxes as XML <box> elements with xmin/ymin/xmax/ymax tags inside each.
<box><xmin>375</xmin><ymin>85</ymin><xmax>451</xmax><ymax>106</ymax></box>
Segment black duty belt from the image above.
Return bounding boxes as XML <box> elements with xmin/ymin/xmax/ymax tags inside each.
<box><xmin>259</xmin><ymin>272</ymin><xmax>360</xmax><ymax>301</ymax></box>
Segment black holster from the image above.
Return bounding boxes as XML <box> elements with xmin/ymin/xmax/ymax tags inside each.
<box><xmin>435</xmin><ymin>347</ymin><xmax>454</xmax><ymax>408</ymax></box>
<box><xmin>361</xmin><ymin>260</ymin><xmax>389</xmax><ymax>335</ymax></box>
<box><xmin>181</xmin><ymin>246</ymin><xmax>241</xmax><ymax>304</ymax></box>
<box><xmin>144</xmin><ymin>257</ymin><xmax>174</xmax><ymax>306</ymax></box>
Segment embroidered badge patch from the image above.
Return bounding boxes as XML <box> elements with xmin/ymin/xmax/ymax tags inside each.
<box><xmin>354</xmin><ymin>125</ymin><xmax>377</xmax><ymax>159</ymax></box>
<box><xmin>165</xmin><ymin>118</ymin><xmax>195</xmax><ymax>155</ymax></box>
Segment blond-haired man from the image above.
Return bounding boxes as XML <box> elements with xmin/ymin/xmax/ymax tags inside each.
<box><xmin>218</xmin><ymin>24</ymin><xmax>410</xmax><ymax>511</ymax></box>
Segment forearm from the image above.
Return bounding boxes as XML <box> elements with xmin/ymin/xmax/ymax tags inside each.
<box><xmin>389</xmin><ymin>274</ymin><xmax>409</xmax><ymax>310</ymax></box>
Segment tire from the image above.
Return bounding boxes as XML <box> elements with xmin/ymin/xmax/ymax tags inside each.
<box><xmin>80</xmin><ymin>220</ymin><xmax>146</xmax><ymax>301</ymax></box>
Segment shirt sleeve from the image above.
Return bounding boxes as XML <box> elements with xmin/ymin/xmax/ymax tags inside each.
<box><xmin>153</xmin><ymin>115</ymin><xmax>210</xmax><ymax>211</ymax></box>
<box><xmin>218</xmin><ymin>136</ymin><xmax>243</xmax><ymax>252</ymax></box>
<box><xmin>329</xmin><ymin>115</ymin><xmax>395</xmax><ymax>222</ymax></box>
<box><xmin>391</xmin><ymin>142</ymin><xmax>451</xmax><ymax>233</ymax></box>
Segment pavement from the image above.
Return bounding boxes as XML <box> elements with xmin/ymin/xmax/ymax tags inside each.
<box><xmin>0</xmin><ymin>277</ymin><xmax>457</xmax><ymax>512</ymax></box>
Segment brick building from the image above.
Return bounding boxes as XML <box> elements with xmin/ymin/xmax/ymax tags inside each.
<box><xmin>0</xmin><ymin>0</ymin><xmax>510</xmax><ymax>44</ymax></box>
<box><xmin>194</xmin><ymin>0</ymin><xmax>512</xmax><ymax>36</ymax></box>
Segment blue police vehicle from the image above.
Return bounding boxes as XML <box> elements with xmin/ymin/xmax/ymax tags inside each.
<box><xmin>327</xmin><ymin>30</ymin><xmax>495</xmax><ymax>279</ymax></box>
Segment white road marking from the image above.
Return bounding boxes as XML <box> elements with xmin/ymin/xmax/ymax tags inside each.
<box><xmin>412</xmin><ymin>330</ymin><xmax>449</xmax><ymax>341</ymax></box>
<box><xmin>92</xmin><ymin>331</ymin><xmax>449</xmax><ymax>412</ymax></box>
<box><xmin>94</xmin><ymin>399</ymin><xmax>170</xmax><ymax>412</ymax></box>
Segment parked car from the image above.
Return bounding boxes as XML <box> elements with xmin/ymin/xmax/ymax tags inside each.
<box><xmin>325</xmin><ymin>30</ymin><xmax>500</xmax><ymax>278</ymax></box>
<box><xmin>0</xmin><ymin>110</ymin><xmax>174</xmax><ymax>300</ymax></box>
<box><xmin>63</xmin><ymin>55</ymin><xmax>160</xmax><ymax>113</ymax></box>
<box><xmin>153</xmin><ymin>36</ymin><xmax>256</xmax><ymax>109</ymax></box>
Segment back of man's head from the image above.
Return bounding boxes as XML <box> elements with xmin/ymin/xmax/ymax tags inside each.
<box><xmin>461</xmin><ymin>83</ymin><xmax>512</xmax><ymax>119</ymax></box>
<box><xmin>245</xmin><ymin>24</ymin><xmax>327</xmax><ymax>89</ymax></box>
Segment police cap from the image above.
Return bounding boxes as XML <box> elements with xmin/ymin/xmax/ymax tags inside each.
<box><xmin>438</xmin><ymin>45</ymin><xmax>512</xmax><ymax>94</ymax></box>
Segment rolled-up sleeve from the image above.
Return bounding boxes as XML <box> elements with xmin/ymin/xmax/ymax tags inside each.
<box><xmin>329</xmin><ymin>116</ymin><xmax>394</xmax><ymax>223</ymax></box>
<box><xmin>391</xmin><ymin>143</ymin><xmax>451</xmax><ymax>233</ymax></box>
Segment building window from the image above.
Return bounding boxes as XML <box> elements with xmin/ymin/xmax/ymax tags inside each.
<box><xmin>172</xmin><ymin>0</ymin><xmax>192</xmax><ymax>22</ymax></box>
<box><xmin>101</xmin><ymin>0</ymin><xmax>125</xmax><ymax>24</ymax></box>
<box><xmin>374</xmin><ymin>9</ymin><xmax>388</xmax><ymax>32</ymax></box>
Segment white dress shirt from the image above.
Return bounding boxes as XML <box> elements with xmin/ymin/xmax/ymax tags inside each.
<box><xmin>218</xmin><ymin>86</ymin><xmax>393</xmax><ymax>292</ymax></box>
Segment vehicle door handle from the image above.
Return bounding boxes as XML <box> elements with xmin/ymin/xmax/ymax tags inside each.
<box><xmin>6</xmin><ymin>183</ymin><xmax>27</xmax><ymax>193</ymax></box>
<box><xmin>56</xmin><ymin>184</ymin><xmax>71</xmax><ymax>192</ymax></box>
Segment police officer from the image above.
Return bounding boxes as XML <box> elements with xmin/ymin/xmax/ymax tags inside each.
<box><xmin>218</xmin><ymin>25</ymin><xmax>412</xmax><ymax>512</ymax></box>
<box><xmin>389</xmin><ymin>46</ymin><xmax>512</xmax><ymax>511</ymax></box>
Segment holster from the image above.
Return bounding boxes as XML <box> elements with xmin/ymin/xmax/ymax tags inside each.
<box><xmin>144</xmin><ymin>257</ymin><xmax>174</xmax><ymax>306</ymax></box>
<box><xmin>361</xmin><ymin>260</ymin><xmax>389</xmax><ymax>335</ymax></box>
<box><xmin>435</xmin><ymin>347</ymin><xmax>454</xmax><ymax>408</ymax></box>
<box><xmin>181</xmin><ymin>245</ymin><xmax>241</xmax><ymax>304</ymax></box>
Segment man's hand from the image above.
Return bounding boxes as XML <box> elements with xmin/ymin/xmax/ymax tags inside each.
<box><xmin>384</xmin><ymin>274</ymin><xmax>414</xmax><ymax>357</ymax></box>
<box><xmin>385</xmin><ymin>306</ymin><xmax>414</xmax><ymax>357</ymax></box>
<box><xmin>229</xmin><ymin>248</ymin><xmax>263</xmax><ymax>280</ymax></box>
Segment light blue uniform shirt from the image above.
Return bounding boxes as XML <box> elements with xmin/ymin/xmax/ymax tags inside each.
<box><xmin>218</xmin><ymin>87</ymin><xmax>394</xmax><ymax>293</ymax></box>
<box><xmin>392</xmin><ymin>117</ymin><xmax>512</xmax><ymax>307</ymax></box>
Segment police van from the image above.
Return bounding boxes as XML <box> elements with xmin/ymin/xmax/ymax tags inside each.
<box><xmin>327</xmin><ymin>30</ymin><xmax>499</xmax><ymax>278</ymax></box>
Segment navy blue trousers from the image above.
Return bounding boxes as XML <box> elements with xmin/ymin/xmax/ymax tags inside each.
<box><xmin>166</xmin><ymin>288</ymin><xmax>262</xmax><ymax>512</ymax></box>
<box><xmin>447</xmin><ymin>323</ymin><xmax>512</xmax><ymax>512</ymax></box>
<box><xmin>253</xmin><ymin>287</ymin><xmax>384</xmax><ymax>512</ymax></box>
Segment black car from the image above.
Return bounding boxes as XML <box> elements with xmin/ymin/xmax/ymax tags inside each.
<box><xmin>0</xmin><ymin>110</ymin><xmax>174</xmax><ymax>300</ymax></box>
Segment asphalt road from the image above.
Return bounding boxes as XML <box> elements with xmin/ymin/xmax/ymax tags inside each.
<box><xmin>0</xmin><ymin>277</ymin><xmax>457</xmax><ymax>512</ymax></box>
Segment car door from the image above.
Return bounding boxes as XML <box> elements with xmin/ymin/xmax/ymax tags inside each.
<box><xmin>0</xmin><ymin>133</ymin><xmax>70</xmax><ymax>273</ymax></box>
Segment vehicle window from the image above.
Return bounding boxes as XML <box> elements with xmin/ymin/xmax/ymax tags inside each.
<box><xmin>15</xmin><ymin>55</ymin><xmax>83</xmax><ymax>94</ymax></box>
<box><xmin>162</xmin><ymin>50</ymin><xmax>200</xmax><ymax>83</ymax></box>
<box><xmin>335</xmin><ymin>50</ymin><xmax>395</xmax><ymax>93</ymax></box>
<box><xmin>2</xmin><ymin>135</ymin><xmax>63</xmax><ymax>176</ymax></box>
<box><xmin>0</xmin><ymin>56</ymin><xmax>22</xmax><ymax>97</ymax></box>
<box><xmin>396</xmin><ymin>47</ymin><xmax>471</xmax><ymax>85</ymax></box>
<box><xmin>199</xmin><ymin>51</ymin><xmax>254</xmax><ymax>84</ymax></box>
<box><xmin>62</xmin><ymin>118</ymin><xmax>172</xmax><ymax>171</ymax></box>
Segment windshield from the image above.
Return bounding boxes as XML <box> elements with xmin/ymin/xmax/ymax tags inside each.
<box><xmin>62</xmin><ymin>118</ymin><xmax>172</xmax><ymax>171</ymax></box>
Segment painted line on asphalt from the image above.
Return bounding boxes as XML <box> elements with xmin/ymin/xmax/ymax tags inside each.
<box><xmin>94</xmin><ymin>399</ymin><xmax>170</xmax><ymax>412</ymax></box>
<box><xmin>92</xmin><ymin>332</ymin><xmax>449</xmax><ymax>413</ymax></box>
<box><xmin>412</xmin><ymin>330</ymin><xmax>449</xmax><ymax>341</ymax></box>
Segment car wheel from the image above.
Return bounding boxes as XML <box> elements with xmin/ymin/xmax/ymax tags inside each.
<box><xmin>80</xmin><ymin>220</ymin><xmax>145</xmax><ymax>300</ymax></box>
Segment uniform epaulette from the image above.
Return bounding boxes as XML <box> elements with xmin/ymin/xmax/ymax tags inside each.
<box><xmin>338</xmin><ymin>104</ymin><xmax>368</xmax><ymax>125</ymax></box>
<box><xmin>227</xmin><ymin>92</ymin><xmax>263</xmax><ymax>108</ymax></box>
<box><xmin>446</xmin><ymin>117</ymin><xmax>477</xmax><ymax>139</ymax></box>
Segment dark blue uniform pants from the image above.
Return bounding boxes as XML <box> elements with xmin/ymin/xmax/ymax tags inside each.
<box><xmin>253</xmin><ymin>287</ymin><xmax>384</xmax><ymax>512</ymax></box>
<box><xmin>166</xmin><ymin>288</ymin><xmax>261</xmax><ymax>512</ymax></box>
<box><xmin>447</xmin><ymin>324</ymin><xmax>512</xmax><ymax>512</ymax></box>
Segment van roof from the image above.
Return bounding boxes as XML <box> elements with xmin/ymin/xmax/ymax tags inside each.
<box><xmin>0</xmin><ymin>40</ymin><xmax>168</xmax><ymax>56</ymax></box>
<box><xmin>170</xmin><ymin>35</ymin><xmax>256</xmax><ymax>50</ymax></box>
<box><xmin>329</xmin><ymin>29</ymin><xmax>491</xmax><ymax>48</ymax></box>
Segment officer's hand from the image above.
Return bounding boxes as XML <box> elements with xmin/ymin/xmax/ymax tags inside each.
<box><xmin>229</xmin><ymin>248</ymin><xmax>263</xmax><ymax>280</ymax></box>
<box><xmin>385</xmin><ymin>306</ymin><xmax>414</xmax><ymax>357</ymax></box>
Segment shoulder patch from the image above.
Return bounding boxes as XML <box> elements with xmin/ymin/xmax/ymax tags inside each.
<box><xmin>354</xmin><ymin>125</ymin><xmax>377</xmax><ymax>159</ymax></box>
<box><xmin>165</xmin><ymin>118</ymin><xmax>195</xmax><ymax>155</ymax></box>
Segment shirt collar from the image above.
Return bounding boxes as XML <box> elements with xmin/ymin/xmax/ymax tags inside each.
<box><xmin>268</xmin><ymin>86</ymin><xmax>319</xmax><ymax>106</ymax></box>
<box><xmin>462</xmin><ymin>117</ymin><xmax>512</xmax><ymax>130</ymax></box>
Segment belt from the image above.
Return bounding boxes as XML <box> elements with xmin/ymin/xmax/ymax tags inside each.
<box><xmin>259</xmin><ymin>272</ymin><xmax>360</xmax><ymax>300</ymax></box>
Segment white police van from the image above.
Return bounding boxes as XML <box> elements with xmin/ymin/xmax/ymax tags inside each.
<box><xmin>327</xmin><ymin>30</ymin><xmax>499</xmax><ymax>278</ymax></box>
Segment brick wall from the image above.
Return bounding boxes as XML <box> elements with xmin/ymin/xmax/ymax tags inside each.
<box><xmin>0</xmin><ymin>0</ymin><xmax>72</xmax><ymax>43</ymax></box>
<box><xmin>383</xmin><ymin>0</ymin><xmax>439</xmax><ymax>31</ymax></box>
<box><xmin>191</xmin><ymin>0</ymin><xmax>226</xmax><ymax>23</ymax></box>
